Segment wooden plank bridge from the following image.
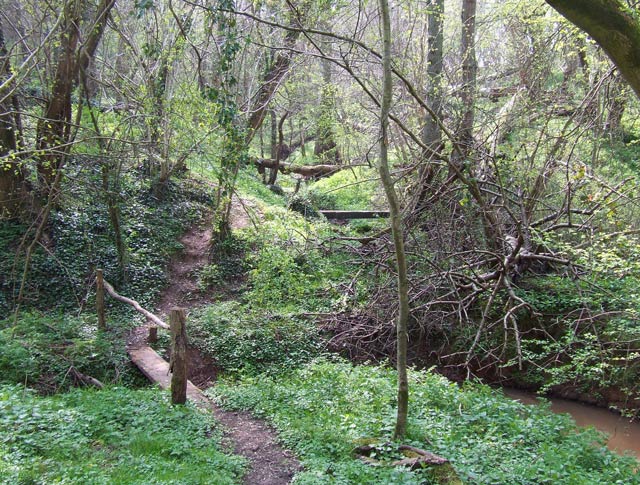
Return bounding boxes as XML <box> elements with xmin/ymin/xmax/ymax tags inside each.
<box><xmin>128</xmin><ymin>346</ymin><xmax>210</xmax><ymax>407</ymax></box>
<box><xmin>319</xmin><ymin>210</ymin><xmax>389</xmax><ymax>219</ymax></box>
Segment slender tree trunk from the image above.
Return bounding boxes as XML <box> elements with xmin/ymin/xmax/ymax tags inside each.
<box><xmin>314</xmin><ymin>53</ymin><xmax>341</xmax><ymax>163</ymax></box>
<box><xmin>102</xmin><ymin>162</ymin><xmax>127</xmax><ymax>276</ymax></box>
<box><xmin>604</xmin><ymin>73</ymin><xmax>626</xmax><ymax>137</ymax></box>
<box><xmin>268</xmin><ymin>113</ymin><xmax>288</xmax><ymax>185</ymax></box>
<box><xmin>423</xmin><ymin>0</ymin><xmax>445</xmax><ymax>152</ymax></box>
<box><xmin>378</xmin><ymin>0</ymin><xmax>409</xmax><ymax>441</ymax></box>
<box><xmin>149</xmin><ymin>11</ymin><xmax>196</xmax><ymax>191</ymax></box>
<box><xmin>268</xmin><ymin>109</ymin><xmax>278</xmax><ymax>184</ymax></box>
<box><xmin>80</xmin><ymin>61</ymin><xmax>128</xmax><ymax>278</ymax></box>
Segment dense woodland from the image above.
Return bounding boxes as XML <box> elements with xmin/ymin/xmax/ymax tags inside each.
<box><xmin>2</xmin><ymin>0</ymin><xmax>640</xmax><ymax>483</ymax></box>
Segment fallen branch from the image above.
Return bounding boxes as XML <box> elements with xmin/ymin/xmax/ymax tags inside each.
<box><xmin>320</xmin><ymin>210</ymin><xmax>390</xmax><ymax>219</ymax></box>
<box><xmin>102</xmin><ymin>279</ymin><xmax>169</xmax><ymax>329</ymax></box>
<box><xmin>69</xmin><ymin>366</ymin><xmax>104</xmax><ymax>388</ymax></box>
<box><xmin>254</xmin><ymin>158</ymin><xmax>361</xmax><ymax>178</ymax></box>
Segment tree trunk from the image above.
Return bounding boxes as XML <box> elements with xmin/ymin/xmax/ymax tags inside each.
<box><xmin>456</xmin><ymin>0</ymin><xmax>477</xmax><ymax>165</ymax></box>
<box><xmin>423</xmin><ymin>0</ymin><xmax>444</xmax><ymax>153</ymax></box>
<box><xmin>415</xmin><ymin>0</ymin><xmax>444</xmax><ymax>206</ymax></box>
<box><xmin>35</xmin><ymin>1</ymin><xmax>81</xmax><ymax>196</ymax></box>
<box><xmin>0</xmin><ymin>20</ymin><xmax>25</xmax><ymax>219</ymax></box>
<box><xmin>546</xmin><ymin>0</ymin><xmax>640</xmax><ymax>99</ymax></box>
<box><xmin>102</xmin><ymin>162</ymin><xmax>127</xmax><ymax>277</ymax></box>
<box><xmin>36</xmin><ymin>0</ymin><xmax>115</xmax><ymax>198</ymax></box>
<box><xmin>269</xmin><ymin>109</ymin><xmax>278</xmax><ymax>184</ymax></box>
<box><xmin>268</xmin><ymin>113</ymin><xmax>288</xmax><ymax>185</ymax></box>
<box><xmin>314</xmin><ymin>54</ymin><xmax>341</xmax><ymax>163</ymax></box>
<box><xmin>378</xmin><ymin>0</ymin><xmax>409</xmax><ymax>441</ymax></box>
<box><xmin>76</xmin><ymin>4</ymin><xmax>126</xmax><ymax>278</ymax></box>
<box><xmin>604</xmin><ymin>73</ymin><xmax>626</xmax><ymax>137</ymax></box>
<box><xmin>245</xmin><ymin>5</ymin><xmax>305</xmax><ymax>144</ymax></box>
<box><xmin>151</xmin><ymin>8</ymin><xmax>196</xmax><ymax>192</ymax></box>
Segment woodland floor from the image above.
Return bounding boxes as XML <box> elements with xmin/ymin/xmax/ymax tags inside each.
<box><xmin>127</xmin><ymin>196</ymin><xmax>301</xmax><ymax>485</ymax></box>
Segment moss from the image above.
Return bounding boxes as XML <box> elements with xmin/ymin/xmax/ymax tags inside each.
<box><xmin>429</xmin><ymin>463</ymin><xmax>463</xmax><ymax>485</ymax></box>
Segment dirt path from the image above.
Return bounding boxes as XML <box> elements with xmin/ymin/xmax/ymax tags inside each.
<box><xmin>129</xmin><ymin>197</ymin><xmax>301</xmax><ymax>485</ymax></box>
<box><xmin>129</xmin><ymin>346</ymin><xmax>300</xmax><ymax>484</ymax></box>
<box><xmin>155</xmin><ymin>195</ymin><xmax>254</xmax><ymax>318</ymax></box>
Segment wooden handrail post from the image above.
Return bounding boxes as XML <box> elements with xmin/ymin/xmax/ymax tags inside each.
<box><xmin>169</xmin><ymin>308</ymin><xmax>187</xmax><ymax>405</ymax></box>
<box><xmin>96</xmin><ymin>269</ymin><xmax>106</xmax><ymax>331</ymax></box>
<box><xmin>148</xmin><ymin>325</ymin><xmax>158</xmax><ymax>344</ymax></box>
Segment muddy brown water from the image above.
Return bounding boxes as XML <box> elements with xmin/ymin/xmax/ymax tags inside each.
<box><xmin>503</xmin><ymin>388</ymin><xmax>640</xmax><ymax>459</ymax></box>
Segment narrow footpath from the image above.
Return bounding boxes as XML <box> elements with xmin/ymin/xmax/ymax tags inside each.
<box><xmin>127</xmin><ymin>198</ymin><xmax>301</xmax><ymax>485</ymax></box>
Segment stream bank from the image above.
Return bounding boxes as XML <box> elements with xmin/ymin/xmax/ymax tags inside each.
<box><xmin>503</xmin><ymin>388</ymin><xmax>640</xmax><ymax>459</ymax></box>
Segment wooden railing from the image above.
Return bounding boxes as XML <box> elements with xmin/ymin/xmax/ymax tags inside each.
<box><xmin>96</xmin><ymin>269</ymin><xmax>168</xmax><ymax>329</ymax></box>
<box><xmin>95</xmin><ymin>269</ymin><xmax>187</xmax><ymax>404</ymax></box>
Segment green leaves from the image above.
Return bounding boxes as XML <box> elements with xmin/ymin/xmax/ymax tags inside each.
<box><xmin>0</xmin><ymin>385</ymin><xmax>245</xmax><ymax>484</ymax></box>
<box><xmin>212</xmin><ymin>359</ymin><xmax>640</xmax><ymax>484</ymax></box>
<box><xmin>0</xmin><ymin>312</ymin><xmax>134</xmax><ymax>393</ymax></box>
<box><xmin>188</xmin><ymin>302</ymin><xmax>322</xmax><ymax>375</ymax></box>
<box><xmin>134</xmin><ymin>0</ymin><xmax>154</xmax><ymax>18</ymax></box>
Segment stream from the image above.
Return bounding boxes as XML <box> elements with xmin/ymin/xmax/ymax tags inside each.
<box><xmin>503</xmin><ymin>388</ymin><xmax>640</xmax><ymax>459</ymax></box>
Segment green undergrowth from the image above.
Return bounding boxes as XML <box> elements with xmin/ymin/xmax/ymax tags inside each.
<box><xmin>509</xmin><ymin>232</ymin><xmax>640</xmax><ymax>404</ymax></box>
<box><xmin>307</xmin><ymin>166</ymin><xmax>381</xmax><ymax>211</ymax></box>
<box><xmin>188</xmin><ymin>198</ymin><xmax>376</xmax><ymax>376</ymax></box>
<box><xmin>0</xmin><ymin>173</ymin><xmax>213</xmax><ymax>317</ymax></box>
<box><xmin>188</xmin><ymin>302</ymin><xmax>323</xmax><ymax>375</ymax></box>
<box><xmin>209</xmin><ymin>358</ymin><xmax>639</xmax><ymax>485</ymax></box>
<box><xmin>235</xmin><ymin>169</ymin><xmax>288</xmax><ymax>208</ymax></box>
<box><xmin>0</xmin><ymin>311</ymin><xmax>141</xmax><ymax>394</ymax></box>
<box><xmin>240</xmin><ymin>203</ymin><xmax>368</xmax><ymax>313</ymax></box>
<box><xmin>0</xmin><ymin>385</ymin><xmax>244</xmax><ymax>484</ymax></box>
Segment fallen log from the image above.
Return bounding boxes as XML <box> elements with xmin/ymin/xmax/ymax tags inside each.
<box><xmin>254</xmin><ymin>158</ymin><xmax>358</xmax><ymax>178</ymax></box>
<box><xmin>394</xmin><ymin>445</ymin><xmax>449</xmax><ymax>467</ymax></box>
<box><xmin>103</xmin><ymin>279</ymin><xmax>169</xmax><ymax>329</ymax></box>
<box><xmin>352</xmin><ymin>442</ymin><xmax>459</xmax><ymax>483</ymax></box>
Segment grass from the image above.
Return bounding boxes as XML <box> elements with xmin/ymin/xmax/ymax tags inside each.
<box><xmin>0</xmin><ymin>385</ymin><xmax>245</xmax><ymax>484</ymax></box>
<box><xmin>209</xmin><ymin>357</ymin><xmax>639</xmax><ymax>485</ymax></box>
<box><xmin>307</xmin><ymin>166</ymin><xmax>382</xmax><ymax>211</ymax></box>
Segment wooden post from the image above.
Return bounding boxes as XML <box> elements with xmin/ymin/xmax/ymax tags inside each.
<box><xmin>148</xmin><ymin>325</ymin><xmax>158</xmax><ymax>344</ymax></box>
<box><xmin>169</xmin><ymin>308</ymin><xmax>187</xmax><ymax>405</ymax></box>
<box><xmin>96</xmin><ymin>269</ymin><xmax>106</xmax><ymax>331</ymax></box>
